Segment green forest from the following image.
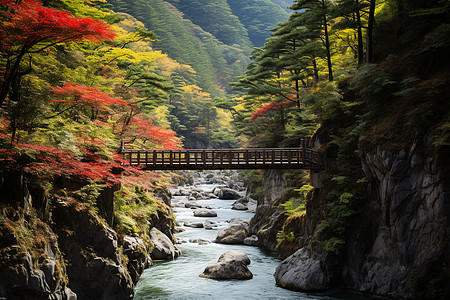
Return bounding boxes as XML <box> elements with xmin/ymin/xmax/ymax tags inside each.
<box><xmin>1</xmin><ymin>0</ymin><xmax>449</xmax><ymax>299</ymax></box>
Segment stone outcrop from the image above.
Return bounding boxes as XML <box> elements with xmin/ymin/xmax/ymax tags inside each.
<box><xmin>215</xmin><ymin>219</ymin><xmax>249</xmax><ymax>244</ymax></box>
<box><xmin>149</xmin><ymin>228</ymin><xmax>181</xmax><ymax>260</ymax></box>
<box><xmin>271</xmin><ymin>140</ymin><xmax>450</xmax><ymax>298</ymax></box>
<box><xmin>341</xmin><ymin>145</ymin><xmax>450</xmax><ymax>298</ymax></box>
<box><xmin>123</xmin><ymin>236</ymin><xmax>152</xmax><ymax>285</ymax></box>
<box><xmin>200</xmin><ymin>250</ymin><xmax>253</xmax><ymax>280</ymax></box>
<box><xmin>0</xmin><ymin>210</ymin><xmax>76</xmax><ymax>300</ymax></box>
<box><xmin>51</xmin><ymin>200</ymin><xmax>134</xmax><ymax>300</ymax></box>
<box><xmin>274</xmin><ymin>247</ymin><xmax>335</xmax><ymax>292</ymax></box>
<box><xmin>248</xmin><ymin>169</ymin><xmax>289</xmax><ymax>251</ymax></box>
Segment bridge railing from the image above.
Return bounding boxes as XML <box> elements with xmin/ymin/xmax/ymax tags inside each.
<box><xmin>120</xmin><ymin>147</ymin><xmax>322</xmax><ymax>170</ymax></box>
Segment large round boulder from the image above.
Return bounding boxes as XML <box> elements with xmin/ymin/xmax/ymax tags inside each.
<box><xmin>200</xmin><ymin>250</ymin><xmax>252</xmax><ymax>280</ymax></box>
<box><xmin>217</xmin><ymin>188</ymin><xmax>241</xmax><ymax>200</ymax></box>
<box><xmin>274</xmin><ymin>247</ymin><xmax>331</xmax><ymax>291</ymax></box>
<box><xmin>215</xmin><ymin>220</ymin><xmax>249</xmax><ymax>244</ymax></box>
<box><xmin>149</xmin><ymin>228</ymin><xmax>181</xmax><ymax>260</ymax></box>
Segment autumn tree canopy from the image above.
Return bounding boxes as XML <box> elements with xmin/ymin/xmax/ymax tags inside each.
<box><xmin>0</xmin><ymin>0</ymin><xmax>116</xmax><ymax>107</ymax></box>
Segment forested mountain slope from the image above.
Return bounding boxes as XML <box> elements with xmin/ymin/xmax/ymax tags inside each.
<box><xmin>269</xmin><ymin>0</ymin><xmax>293</xmax><ymax>12</ymax></box>
<box><xmin>227</xmin><ymin>0</ymin><xmax>288</xmax><ymax>47</ymax></box>
<box><xmin>107</xmin><ymin>0</ymin><xmax>288</xmax><ymax>97</ymax></box>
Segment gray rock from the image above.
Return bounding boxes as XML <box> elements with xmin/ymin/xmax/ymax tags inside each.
<box><xmin>200</xmin><ymin>250</ymin><xmax>253</xmax><ymax>280</ymax></box>
<box><xmin>123</xmin><ymin>236</ymin><xmax>152</xmax><ymax>284</ymax></box>
<box><xmin>204</xmin><ymin>220</ymin><xmax>217</xmax><ymax>230</ymax></box>
<box><xmin>185</xmin><ymin>202</ymin><xmax>201</xmax><ymax>209</ymax></box>
<box><xmin>244</xmin><ymin>235</ymin><xmax>259</xmax><ymax>246</ymax></box>
<box><xmin>193</xmin><ymin>208</ymin><xmax>217</xmax><ymax>217</ymax></box>
<box><xmin>217</xmin><ymin>188</ymin><xmax>241</xmax><ymax>200</ymax></box>
<box><xmin>184</xmin><ymin>222</ymin><xmax>204</xmax><ymax>228</ymax></box>
<box><xmin>150</xmin><ymin>228</ymin><xmax>181</xmax><ymax>260</ymax></box>
<box><xmin>274</xmin><ymin>248</ymin><xmax>330</xmax><ymax>291</ymax></box>
<box><xmin>232</xmin><ymin>203</ymin><xmax>248</xmax><ymax>210</ymax></box>
<box><xmin>215</xmin><ymin>221</ymin><xmax>249</xmax><ymax>244</ymax></box>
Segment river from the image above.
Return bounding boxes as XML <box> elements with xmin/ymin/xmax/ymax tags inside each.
<box><xmin>134</xmin><ymin>183</ymin><xmax>374</xmax><ymax>300</ymax></box>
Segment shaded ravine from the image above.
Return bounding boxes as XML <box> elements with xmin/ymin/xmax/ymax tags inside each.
<box><xmin>134</xmin><ymin>183</ymin><xmax>373</xmax><ymax>300</ymax></box>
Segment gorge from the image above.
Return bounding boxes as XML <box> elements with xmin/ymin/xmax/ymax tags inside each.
<box><xmin>1</xmin><ymin>0</ymin><xmax>450</xmax><ymax>299</ymax></box>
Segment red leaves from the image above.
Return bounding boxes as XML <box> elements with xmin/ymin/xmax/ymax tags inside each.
<box><xmin>250</xmin><ymin>100</ymin><xmax>296</xmax><ymax>121</ymax></box>
<box><xmin>0</xmin><ymin>0</ymin><xmax>116</xmax><ymax>52</ymax></box>
<box><xmin>123</xmin><ymin>114</ymin><xmax>182</xmax><ymax>150</ymax></box>
<box><xmin>51</xmin><ymin>82</ymin><xmax>127</xmax><ymax>110</ymax></box>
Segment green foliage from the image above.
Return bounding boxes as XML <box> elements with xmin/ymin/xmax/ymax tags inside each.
<box><xmin>315</xmin><ymin>191</ymin><xmax>356</xmax><ymax>254</ymax></box>
<box><xmin>276</xmin><ymin>230</ymin><xmax>295</xmax><ymax>244</ymax></box>
<box><xmin>279</xmin><ymin>184</ymin><xmax>313</xmax><ymax>215</ymax></box>
<box><xmin>113</xmin><ymin>186</ymin><xmax>163</xmax><ymax>236</ymax></box>
<box><xmin>108</xmin><ymin>0</ymin><xmax>250</xmax><ymax>98</ymax></box>
<box><xmin>74</xmin><ymin>182</ymin><xmax>106</xmax><ymax>212</ymax></box>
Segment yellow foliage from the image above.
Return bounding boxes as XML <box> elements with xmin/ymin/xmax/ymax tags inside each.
<box><xmin>155</xmin><ymin>57</ymin><xmax>196</xmax><ymax>77</ymax></box>
<box><xmin>151</xmin><ymin>105</ymin><xmax>172</xmax><ymax>128</ymax></box>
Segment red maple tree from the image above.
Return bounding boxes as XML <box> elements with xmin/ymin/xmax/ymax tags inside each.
<box><xmin>250</xmin><ymin>100</ymin><xmax>296</xmax><ymax>121</ymax></box>
<box><xmin>121</xmin><ymin>114</ymin><xmax>182</xmax><ymax>150</ymax></box>
<box><xmin>51</xmin><ymin>82</ymin><xmax>127</xmax><ymax>111</ymax></box>
<box><xmin>0</xmin><ymin>0</ymin><xmax>117</xmax><ymax>107</ymax></box>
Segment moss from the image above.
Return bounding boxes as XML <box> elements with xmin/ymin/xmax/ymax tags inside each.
<box><xmin>0</xmin><ymin>203</ymin><xmax>69</xmax><ymax>289</ymax></box>
<box><xmin>276</xmin><ymin>211</ymin><xmax>306</xmax><ymax>259</ymax></box>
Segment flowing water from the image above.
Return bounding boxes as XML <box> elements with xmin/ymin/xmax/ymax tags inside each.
<box><xmin>134</xmin><ymin>183</ymin><xmax>373</xmax><ymax>300</ymax></box>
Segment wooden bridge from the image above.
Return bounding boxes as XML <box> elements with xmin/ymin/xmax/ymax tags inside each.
<box><xmin>120</xmin><ymin>140</ymin><xmax>322</xmax><ymax>170</ymax></box>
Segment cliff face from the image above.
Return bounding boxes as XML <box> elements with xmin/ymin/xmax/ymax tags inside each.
<box><xmin>343</xmin><ymin>143</ymin><xmax>450</xmax><ymax>298</ymax></box>
<box><xmin>0</xmin><ymin>172</ymin><xmax>178</xmax><ymax>299</ymax></box>
<box><xmin>248</xmin><ymin>169</ymin><xmax>288</xmax><ymax>251</ymax></box>
<box><xmin>270</xmin><ymin>139</ymin><xmax>450</xmax><ymax>298</ymax></box>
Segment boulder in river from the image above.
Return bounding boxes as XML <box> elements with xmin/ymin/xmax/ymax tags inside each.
<box><xmin>200</xmin><ymin>250</ymin><xmax>253</xmax><ymax>280</ymax></box>
<box><xmin>274</xmin><ymin>247</ymin><xmax>332</xmax><ymax>291</ymax></box>
<box><xmin>215</xmin><ymin>219</ymin><xmax>249</xmax><ymax>244</ymax></box>
<box><xmin>184</xmin><ymin>222</ymin><xmax>204</xmax><ymax>228</ymax></box>
<box><xmin>231</xmin><ymin>197</ymin><xmax>257</xmax><ymax>211</ymax></box>
<box><xmin>185</xmin><ymin>202</ymin><xmax>201</xmax><ymax>209</ymax></box>
<box><xmin>193</xmin><ymin>208</ymin><xmax>217</xmax><ymax>217</ymax></box>
<box><xmin>150</xmin><ymin>228</ymin><xmax>181</xmax><ymax>260</ymax></box>
<box><xmin>244</xmin><ymin>235</ymin><xmax>259</xmax><ymax>246</ymax></box>
<box><xmin>204</xmin><ymin>220</ymin><xmax>217</xmax><ymax>230</ymax></box>
<box><xmin>216</xmin><ymin>187</ymin><xmax>241</xmax><ymax>200</ymax></box>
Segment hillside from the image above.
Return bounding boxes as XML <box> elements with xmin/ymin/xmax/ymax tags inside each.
<box><xmin>107</xmin><ymin>0</ymin><xmax>288</xmax><ymax>97</ymax></box>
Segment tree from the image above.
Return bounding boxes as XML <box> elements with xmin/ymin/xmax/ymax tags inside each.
<box><xmin>291</xmin><ymin>0</ymin><xmax>335</xmax><ymax>81</ymax></box>
<box><xmin>366</xmin><ymin>0</ymin><xmax>376</xmax><ymax>63</ymax></box>
<box><xmin>333</xmin><ymin>0</ymin><xmax>371</xmax><ymax>65</ymax></box>
<box><xmin>0</xmin><ymin>0</ymin><xmax>116</xmax><ymax>107</ymax></box>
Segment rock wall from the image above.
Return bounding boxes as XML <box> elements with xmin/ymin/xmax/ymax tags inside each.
<box><xmin>342</xmin><ymin>144</ymin><xmax>450</xmax><ymax>298</ymax></box>
<box><xmin>272</xmin><ymin>140</ymin><xmax>450</xmax><ymax>298</ymax></box>
<box><xmin>0</xmin><ymin>171</ymin><xmax>178</xmax><ymax>299</ymax></box>
<box><xmin>248</xmin><ymin>169</ymin><xmax>288</xmax><ymax>251</ymax></box>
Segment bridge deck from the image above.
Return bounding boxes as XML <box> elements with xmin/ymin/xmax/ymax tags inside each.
<box><xmin>121</xmin><ymin>147</ymin><xmax>322</xmax><ymax>170</ymax></box>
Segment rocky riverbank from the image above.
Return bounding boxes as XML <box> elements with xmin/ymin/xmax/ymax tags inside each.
<box><xmin>0</xmin><ymin>171</ymin><xmax>180</xmax><ymax>300</ymax></box>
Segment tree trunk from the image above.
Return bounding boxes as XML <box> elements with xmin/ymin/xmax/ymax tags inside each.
<box><xmin>355</xmin><ymin>0</ymin><xmax>364</xmax><ymax>65</ymax></box>
<box><xmin>312</xmin><ymin>56</ymin><xmax>319</xmax><ymax>84</ymax></box>
<box><xmin>366</xmin><ymin>0</ymin><xmax>376</xmax><ymax>63</ymax></box>
<box><xmin>322</xmin><ymin>1</ymin><xmax>333</xmax><ymax>81</ymax></box>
